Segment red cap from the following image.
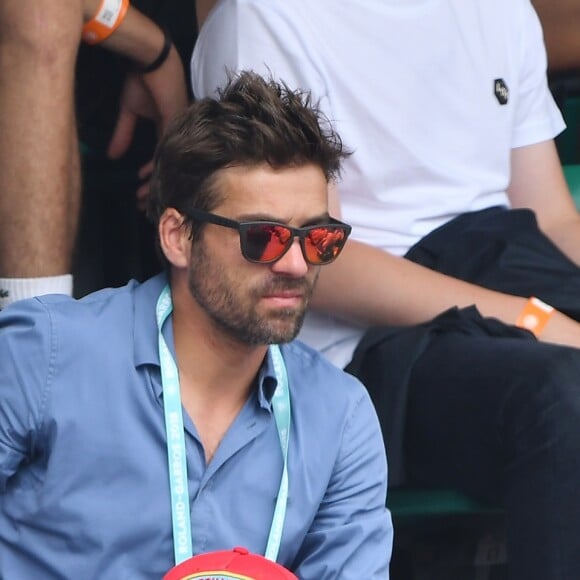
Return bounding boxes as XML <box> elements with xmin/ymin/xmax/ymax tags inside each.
<box><xmin>163</xmin><ymin>547</ymin><xmax>298</xmax><ymax>580</ymax></box>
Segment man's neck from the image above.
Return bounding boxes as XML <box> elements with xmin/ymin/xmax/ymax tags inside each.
<box><xmin>169</xmin><ymin>280</ymin><xmax>269</xmax><ymax>462</ymax></box>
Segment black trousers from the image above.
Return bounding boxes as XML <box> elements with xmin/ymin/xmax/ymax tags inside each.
<box><xmin>346</xmin><ymin>207</ymin><xmax>580</xmax><ymax>580</ymax></box>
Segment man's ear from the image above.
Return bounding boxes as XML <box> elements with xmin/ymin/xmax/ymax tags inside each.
<box><xmin>158</xmin><ymin>208</ymin><xmax>191</xmax><ymax>268</ymax></box>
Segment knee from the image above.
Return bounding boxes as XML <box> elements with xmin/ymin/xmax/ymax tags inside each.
<box><xmin>500</xmin><ymin>346</ymin><xmax>580</xmax><ymax>454</ymax></box>
<box><xmin>0</xmin><ymin>2</ymin><xmax>82</xmax><ymax>64</ymax></box>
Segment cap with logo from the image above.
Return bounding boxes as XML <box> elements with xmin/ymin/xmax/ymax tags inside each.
<box><xmin>163</xmin><ymin>547</ymin><xmax>298</xmax><ymax>580</ymax></box>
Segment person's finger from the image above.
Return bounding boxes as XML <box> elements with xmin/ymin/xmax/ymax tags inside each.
<box><xmin>138</xmin><ymin>159</ymin><xmax>154</xmax><ymax>180</ymax></box>
<box><xmin>136</xmin><ymin>180</ymin><xmax>151</xmax><ymax>211</ymax></box>
<box><xmin>107</xmin><ymin>108</ymin><xmax>137</xmax><ymax>159</ymax></box>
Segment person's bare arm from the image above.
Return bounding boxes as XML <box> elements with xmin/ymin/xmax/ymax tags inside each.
<box><xmin>532</xmin><ymin>0</ymin><xmax>580</xmax><ymax>72</ymax></box>
<box><xmin>0</xmin><ymin>0</ymin><xmax>82</xmax><ymax>277</ymax></box>
<box><xmin>82</xmin><ymin>0</ymin><xmax>168</xmax><ymax>66</ymax></box>
<box><xmin>196</xmin><ymin>0</ymin><xmax>218</xmax><ymax>30</ymax></box>
<box><xmin>508</xmin><ymin>139</ymin><xmax>580</xmax><ymax>263</ymax></box>
<box><xmin>312</xmin><ymin>180</ymin><xmax>580</xmax><ymax>348</ymax></box>
<box><xmin>83</xmin><ymin>0</ymin><xmax>189</xmax><ymax>205</ymax></box>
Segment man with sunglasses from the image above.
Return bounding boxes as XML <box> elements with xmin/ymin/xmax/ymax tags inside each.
<box><xmin>0</xmin><ymin>71</ymin><xmax>392</xmax><ymax>579</ymax></box>
<box><xmin>191</xmin><ymin>1</ymin><xmax>580</xmax><ymax>579</ymax></box>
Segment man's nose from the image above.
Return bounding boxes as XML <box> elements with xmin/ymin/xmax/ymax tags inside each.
<box><xmin>270</xmin><ymin>238</ymin><xmax>310</xmax><ymax>276</ymax></box>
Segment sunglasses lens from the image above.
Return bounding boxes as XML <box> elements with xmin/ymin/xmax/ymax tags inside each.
<box><xmin>245</xmin><ymin>224</ymin><xmax>293</xmax><ymax>262</ymax></box>
<box><xmin>305</xmin><ymin>226</ymin><xmax>349</xmax><ymax>264</ymax></box>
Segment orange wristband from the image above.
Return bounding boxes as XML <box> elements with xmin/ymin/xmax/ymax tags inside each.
<box><xmin>515</xmin><ymin>296</ymin><xmax>554</xmax><ymax>337</ymax></box>
<box><xmin>82</xmin><ymin>0</ymin><xmax>129</xmax><ymax>45</ymax></box>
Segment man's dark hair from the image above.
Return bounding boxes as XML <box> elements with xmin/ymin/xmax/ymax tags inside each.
<box><xmin>147</xmin><ymin>70</ymin><xmax>347</xmax><ymax>242</ymax></box>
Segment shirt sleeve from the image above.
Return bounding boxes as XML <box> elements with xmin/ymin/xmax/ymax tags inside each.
<box><xmin>0</xmin><ymin>299</ymin><xmax>52</xmax><ymax>490</ymax></box>
<box><xmin>294</xmin><ymin>388</ymin><xmax>393</xmax><ymax>579</ymax></box>
<box><xmin>511</xmin><ymin>0</ymin><xmax>565</xmax><ymax>148</ymax></box>
<box><xmin>191</xmin><ymin>0</ymin><xmax>329</xmax><ymax>111</ymax></box>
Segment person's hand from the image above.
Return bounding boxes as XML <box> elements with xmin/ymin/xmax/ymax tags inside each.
<box><xmin>107</xmin><ymin>44</ymin><xmax>188</xmax><ymax>209</ymax></box>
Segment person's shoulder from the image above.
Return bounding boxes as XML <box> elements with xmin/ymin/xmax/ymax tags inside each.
<box><xmin>281</xmin><ymin>339</ymin><xmax>368</xmax><ymax>398</ymax></box>
<box><xmin>280</xmin><ymin>340</ymin><xmax>383</xmax><ymax>456</ymax></box>
<box><xmin>0</xmin><ymin>285</ymin><xmax>141</xmax><ymax>388</ymax></box>
<box><xmin>37</xmin><ymin>279</ymin><xmax>141</xmax><ymax>320</ymax></box>
<box><xmin>3</xmin><ymin>277</ymin><xmax>158</xmax><ymax>348</ymax></box>
<box><xmin>282</xmin><ymin>338</ymin><xmax>349</xmax><ymax>372</ymax></box>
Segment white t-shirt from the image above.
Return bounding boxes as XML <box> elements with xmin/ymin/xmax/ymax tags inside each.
<box><xmin>191</xmin><ymin>0</ymin><xmax>565</xmax><ymax>367</ymax></box>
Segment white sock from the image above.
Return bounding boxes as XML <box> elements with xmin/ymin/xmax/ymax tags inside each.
<box><xmin>0</xmin><ymin>274</ymin><xmax>73</xmax><ymax>309</ymax></box>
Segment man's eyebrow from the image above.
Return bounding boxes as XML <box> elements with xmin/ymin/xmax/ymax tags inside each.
<box><xmin>235</xmin><ymin>212</ymin><xmax>331</xmax><ymax>226</ymax></box>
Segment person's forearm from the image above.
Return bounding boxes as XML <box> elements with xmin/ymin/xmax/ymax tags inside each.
<box><xmin>311</xmin><ymin>239</ymin><xmax>529</xmax><ymax>326</ymax></box>
<box><xmin>82</xmin><ymin>0</ymin><xmax>166</xmax><ymax>68</ymax></box>
<box><xmin>325</xmin><ymin>177</ymin><xmax>529</xmax><ymax>328</ymax></box>
<box><xmin>311</xmin><ymin>239</ymin><xmax>580</xmax><ymax>348</ymax></box>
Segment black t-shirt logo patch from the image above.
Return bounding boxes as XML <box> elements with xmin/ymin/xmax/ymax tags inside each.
<box><xmin>494</xmin><ymin>78</ymin><xmax>509</xmax><ymax>105</ymax></box>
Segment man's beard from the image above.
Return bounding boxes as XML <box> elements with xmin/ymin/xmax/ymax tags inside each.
<box><xmin>187</xmin><ymin>244</ymin><xmax>317</xmax><ymax>345</ymax></box>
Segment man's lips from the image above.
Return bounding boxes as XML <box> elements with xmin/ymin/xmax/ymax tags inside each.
<box><xmin>261</xmin><ymin>290</ymin><xmax>305</xmax><ymax>306</ymax></box>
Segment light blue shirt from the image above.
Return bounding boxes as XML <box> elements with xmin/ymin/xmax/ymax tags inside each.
<box><xmin>0</xmin><ymin>274</ymin><xmax>392</xmax><ymax>579</ymax></box>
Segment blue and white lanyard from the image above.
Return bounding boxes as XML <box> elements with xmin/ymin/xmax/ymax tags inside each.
<box><xmin>156</xmin><ymin>285</ymin><xmax>291</xmax><ymax>565</ymax></box>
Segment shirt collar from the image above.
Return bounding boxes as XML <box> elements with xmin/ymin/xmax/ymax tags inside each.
<box><xmin>257</xmin><ymin>348</ymin><xmax>279</xmax><ymax>408</ymax></box>
<box><xmin>133</xmin><ymin>272</ymin><xmax>169</xmax><ymax>368</ymax></box>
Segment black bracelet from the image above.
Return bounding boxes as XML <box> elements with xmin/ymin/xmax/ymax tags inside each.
<box><xmin>139</xmin><ymin>27</ymin><xmax>172</xmax><ymax>74</ymax></box>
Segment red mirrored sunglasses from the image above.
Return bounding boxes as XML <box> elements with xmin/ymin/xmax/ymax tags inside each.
<box><xmin>183</xmin><ymin>208</ymin><xmax>352</xmax><ymax>265</ymax></box>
